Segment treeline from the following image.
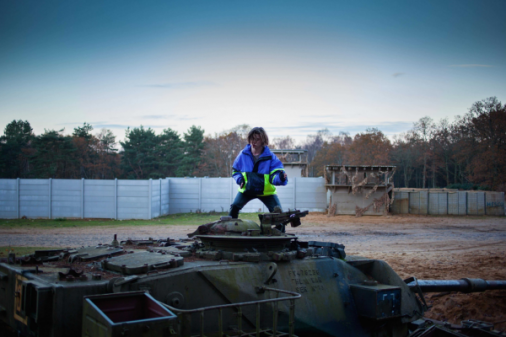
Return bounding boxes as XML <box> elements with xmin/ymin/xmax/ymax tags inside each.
<box><xmin>308</xmin><ymin>97</ymin><xmax>506</xmax><ymax>192</ymax></box>
<box><xmin>1</xmin><ymin>97</ymin><xmax>504</xmax><ymax>191</ymax></box>
<box><xmin>0</xmin><ymin>121</ymin><xmax>207</xmax><ymax>179</ymax></box>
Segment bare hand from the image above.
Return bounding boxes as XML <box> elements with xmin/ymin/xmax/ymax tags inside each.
<box><xmin>240</xmin><ymin>182</ymin><xmax>244</xmax><ymax>188</ymax></box>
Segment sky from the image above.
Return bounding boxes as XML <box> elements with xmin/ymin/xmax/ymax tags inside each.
<box><xmin>1</xmin><ymin>0</ymin><xmax>505</xmax><ymax>145</ymax></box>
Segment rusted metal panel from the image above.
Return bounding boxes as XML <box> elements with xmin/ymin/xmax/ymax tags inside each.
<box><xmin>485</xmin><ymin>192</ymin><xmax>505</xmax><ymax>215</ymax></box>
<box><xmin>392</xmin><ymin>192</ymin><xmax>409</xmax><ymax>214</ymax></box>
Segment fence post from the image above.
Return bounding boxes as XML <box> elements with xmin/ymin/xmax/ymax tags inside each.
<box><xmin>167</xmin><ymin>178</ymin><xmax>170</xmax><ymax>215</ymax></box>
<box><xmin>159</xmin><ymin>178</ymin><xmax>162</xmax><ymax>217</ymax></box>
<box><xmin>49</xmin><ymin>178</ymin><xmax>52</xmax><ymax>219</ymax></box>
<box><xmin>148</xmin><ymin>179</ymin><xmax>152</xmax><ymax>220</ymax></box>
<box><xmin>81</xmin><ymin>178</ymin><xmax>84</xmax><ymax>219</ymax></box>
<box><xmin>293</xmin><ymin>178</ymin><xmax>297</xmax><ymax>210</ymax></box>
<box><xmin>198</xmin><ymin>178</ymin><xmax>202</xmax><ymax>211</ymax></box>
<box><xmin>115</xmin><ymin>178</ymin><xmax>118</xmax><ymax>220</ymax></box>
<box><xmin>230</xmin><ymin>178</ymin><xmax>233</xmax><ymax>206</ymax></box>
<box><xmin>16</xmin><ymin>178</ymin><xmax>20</xmax><ymax>219</ymax></box>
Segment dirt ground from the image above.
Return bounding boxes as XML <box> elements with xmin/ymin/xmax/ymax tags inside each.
<box><xmin>1</xmin><ymin>213</ymin><xmax>506</xmax><ymax>331</ymax></box>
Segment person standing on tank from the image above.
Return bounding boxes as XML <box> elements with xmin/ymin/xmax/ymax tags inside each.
<box><xmin>229</xmin><ymin>127</ymin><xmax>288</xmax><ymax>219</ymax></box>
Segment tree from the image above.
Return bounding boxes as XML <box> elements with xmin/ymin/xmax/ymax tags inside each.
<box><xmin>157</xmin><ymin>128</ymin><xmax>183</xmax><ymax>177</ymax></box>
<box><xmin>197</xmin><ymin>131</ymin><xmax>247</xmax><ymax>177</ymax></box>
<box><xmin>302</xmin><ymin>129</ymin><xmax>334</xmax><ymax>176</ymax></box>
<box><xmin>30</xmin><ymin>129</ymin><xmax>78</xmax><ymax>178</ymax></box>
<box><xmin>178</xmin><ymin>126</ymin><xmax>205</xmax><ymax>176</ymax></box>
<box><xmin>347</xmin><ymin>128</ymin><xmax>392</xmax><ymax>165</ymax></box>
<box><xmin>0</xmin><ymin>120</ymin><xmax>33</xmax><ymax>178</ymax></box>
<box><xmin>272</xmin><ymin>136</ymin><xmax>296</xmax><ymax>150</ymax></box>
<box><xmin>390</xmin><ymin>132</ymin><xmax>421</xmax><ymax>187</ymax></box>
<box><xmin>96</xmin><ymin>129</ymin><xmax>117</xmax><ymax>154</ymax></box>
<box><xmin>414</xmin><ymin>116</ymin><xmax>435</xmax><ymax>188</ymax></box>
<box><xmin>120</xmin><ymin>126</ymin><xmax>159</xmax><ymax>179</ymax></box>
<box><xmin>464</xmin><ymin>97</ymin><xmax>506</xmax><ymax>191</ymax></box>
<box><xmin>72</xmin><ymin>123</ymin><xmax>97</xmax><ymax>178</ymax></box>
<box><xmin>94</xmin><ymin>129</ymin><xmax>121</xmax><ymax>179</ymax></box>
<box><xmin>309</xmin><ymin>141</ymin><xmax>348</xmax><ymax>177</ymax></box>
<box><xmin>72</xmin><ymin>122</ymin><xmax>93</xmax><ymax>140</ymax></box>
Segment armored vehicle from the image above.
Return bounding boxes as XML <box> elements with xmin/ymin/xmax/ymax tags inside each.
<box><xmin>0</xmin><ymin>210</ymin><xmax>505</xmax><ymax>337</ymax></box>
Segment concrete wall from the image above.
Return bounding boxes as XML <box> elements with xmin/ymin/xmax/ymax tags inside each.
<box><xmin>283</xmin><ymin>166</ymin><xmax>305</xmax><ymax>178</ymax></box>
<box><xmin>392</xmin><ymin>190</ymin><xmax>504</xmax><ymax>216</ymax></box>
<box><xmin>0</xmin><ymin>177</ymin><xmax>326</xmax><ymax>219</ymax></box>
<box><xmin>0</xmin><ymin>178</ymin><xmax>171</xmax><ymax>220</ymax></box>
<box><xmin>167</xmin><ymin>177</ymin><xmax>326</xmax><ymax>214</ymax></box>
<box><xmin>329</xmin><ymin>187</ymin><xmax>390</xmax><ymax>215</ymax></box>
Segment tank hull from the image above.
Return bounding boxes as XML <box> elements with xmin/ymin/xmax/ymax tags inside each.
<box><xmin>0</xmin><ymin>254</ymin><xmax>423</xmax><ymax>337</ymax></box>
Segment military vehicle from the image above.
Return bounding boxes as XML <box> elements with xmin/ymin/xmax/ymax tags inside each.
<box><xmin>1</xmin><ymin>210</ymin><xmax>505</xmax><ymax>337</ymax></box>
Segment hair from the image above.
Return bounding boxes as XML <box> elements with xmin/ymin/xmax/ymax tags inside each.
<box><xmin>247</xmin><ymin>127</ymin><xmax>269</xmax><ymax>146</ymax></box>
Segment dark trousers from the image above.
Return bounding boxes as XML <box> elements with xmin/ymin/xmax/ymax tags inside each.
<box><xmin>228</xmin><ymin>192</ymin><xmax>282</xmax><ymax>219</ymax></box>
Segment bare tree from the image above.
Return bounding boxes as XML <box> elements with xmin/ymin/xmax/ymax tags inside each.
<box><xmin>414</xmin><ymin>116</ymin><xmax>435</xmax><ymax>188</ymax></box>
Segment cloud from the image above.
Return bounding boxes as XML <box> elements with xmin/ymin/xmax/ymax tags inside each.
<box><xmin>57</xmin><ymin>121</ymin><xmax>96</xmax><ymax>126</ymax></box>
<box><xmin>141</xmin><ymin>115</ymin><xmax>175</xmax><ymax>119</ymax></box>
<box><xmin>449</xmin><ymin>64</ymin><xmax>493</xmax><ymax>68</ymax></box>
<box><xmin>302</xmin><ymin>114</ymin><xmax>338</xmax><ymax>119</ymax></box>
<box><xmin>177</xmin><ymin>116</ymin><xmax>200</xmax><ymax>121</ymax></box>
<box><xmin>56</xmin><ymin>122</ymin><xmax>146</xmax><ymax>130</ymax></box>
<box><xmin>392</xmin><ymin>72</ymin><xmax>404</xmax><ymax>78</ymax></box>
<box><xmin>92</xmin><ymin>123</ymin><xmax>165</xmax><ymax>129</ymax></box>
<box><xmin>272</xmin><ymin>121</ymin><xmax>414</xmax><ymax>136</ymax></box>
<box><xmin>138</xmin><ymin>81</ymin><xmax>218</xmax><ymax>89</ymax></box>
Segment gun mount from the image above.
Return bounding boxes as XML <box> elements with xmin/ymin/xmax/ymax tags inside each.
<box><xmin>1</xmin><ymin>210</ymin><xmax>505</xmax><ymax>337</ymax></box>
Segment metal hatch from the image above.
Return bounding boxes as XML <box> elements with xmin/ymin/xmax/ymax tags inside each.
<box><xmin>102</xmin><ymin>252</ymin><xmax>184</xmax><ymax>275</ymax></box>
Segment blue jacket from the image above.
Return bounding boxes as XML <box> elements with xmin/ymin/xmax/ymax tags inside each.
<box><xmin>232</xmin><ymin>145</ymin><xmax>287</xmax><ymax>196</ymax></box>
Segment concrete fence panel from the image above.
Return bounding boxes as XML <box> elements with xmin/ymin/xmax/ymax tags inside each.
<box><xmin>52</xmin><ymin>179</ymin><xmax>82</xmax><ymax>218</ymax></box>
<box><xmin>161</xmin><ymin>179</ymin><xmax>169</xmax><ymax>216</ymax></box>
<box><xmin>392</xmin><ymin>190</ymin><xmax>503</xmax><ymax>216</ymax></box>
<box><xmin>277</xmin><ymin>181</ymin><xmax>295</xmax><ymax>211</ymax></box>
<box><xmin>4</xmin><ymin>178</ymin><xmax>502</xmax><ymax>219</ymax></box>
<box><xmin>448</xmin><ymin>192</ymin><xmax>459</xmax><ymax>215</ymax></box>
<box><xmin>84</xmin><ymin>179</ymin><xmax>115</xmax><ymax>219</ymax></box>
<box><xmin>392</xmin><ymin>192</ymin><xmax>409</xmax><ymax>214</ymax></box>
<box><xmin>447</xmin><ymin>192</ymin><xmax>468</xmax><ymax>215</ymax></box>
<box><xmin>295</xmin><ymin>178</ymin><xmax>326</xmax><ymax>211</ymax></box>
<box><xmin>485</xmin><ymin>192</ymin><xmax>505</xmax><ymax>215</ymax></box>
<box><xmin>201</xmin><ymin>178</ymin><xmax>231</xmax><ymax>213</ymax></box>
<box><xmin>168</xmin><ymin>178</ymin><xmax>200</xmax><ymax>214</ymax></box>
<box><xmin>429</xmin><ymin>192</ymin><xmax>447</xmax><ymax>215</ymax></box>
<box><xmin>409</xmin><ymin>192</ymin><xmax>420</xmax><ymax>214</ymax></box>
<box><xmin>419</xmin><ymin>191</ymin><xmax>428</xmax><ymax>214</ymax></box>
<box><xmin>151</xmin><ymin>179</ymin><xmax>161</xmax><ymax>218</ymax></box>
<box><xmin>458</xmin><ymin>192</ymin><xmax>467</xmax><ymax>215</ymax></box>
<box><xmin>19</xmin><ymin>179</ymin><xmax>50</xmax><ymax>219</ymax></box>
<box><xmin>467</xmin><ymin>192</ymin><xmax>485</xmax><ymax>215</ymax></box>
<box><xmin>0</xmin><ymin>179</ymin><xmax>17</xmax><ymax>219</ymax></box>
<box><xmin>117</xmin><ymin>180</ymin><xmax>150</xmax><ymax>220</ymax></box>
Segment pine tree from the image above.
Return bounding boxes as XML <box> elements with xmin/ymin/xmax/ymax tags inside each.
<box><xmin>178</xmin><ymin>126</ymin><xmax>204</xmax><ymax>176</ymax></box>
<box><xmin>0</xmin><ymin>120</ymin><xmax>33</xmax><ymax>178</ymax></box>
